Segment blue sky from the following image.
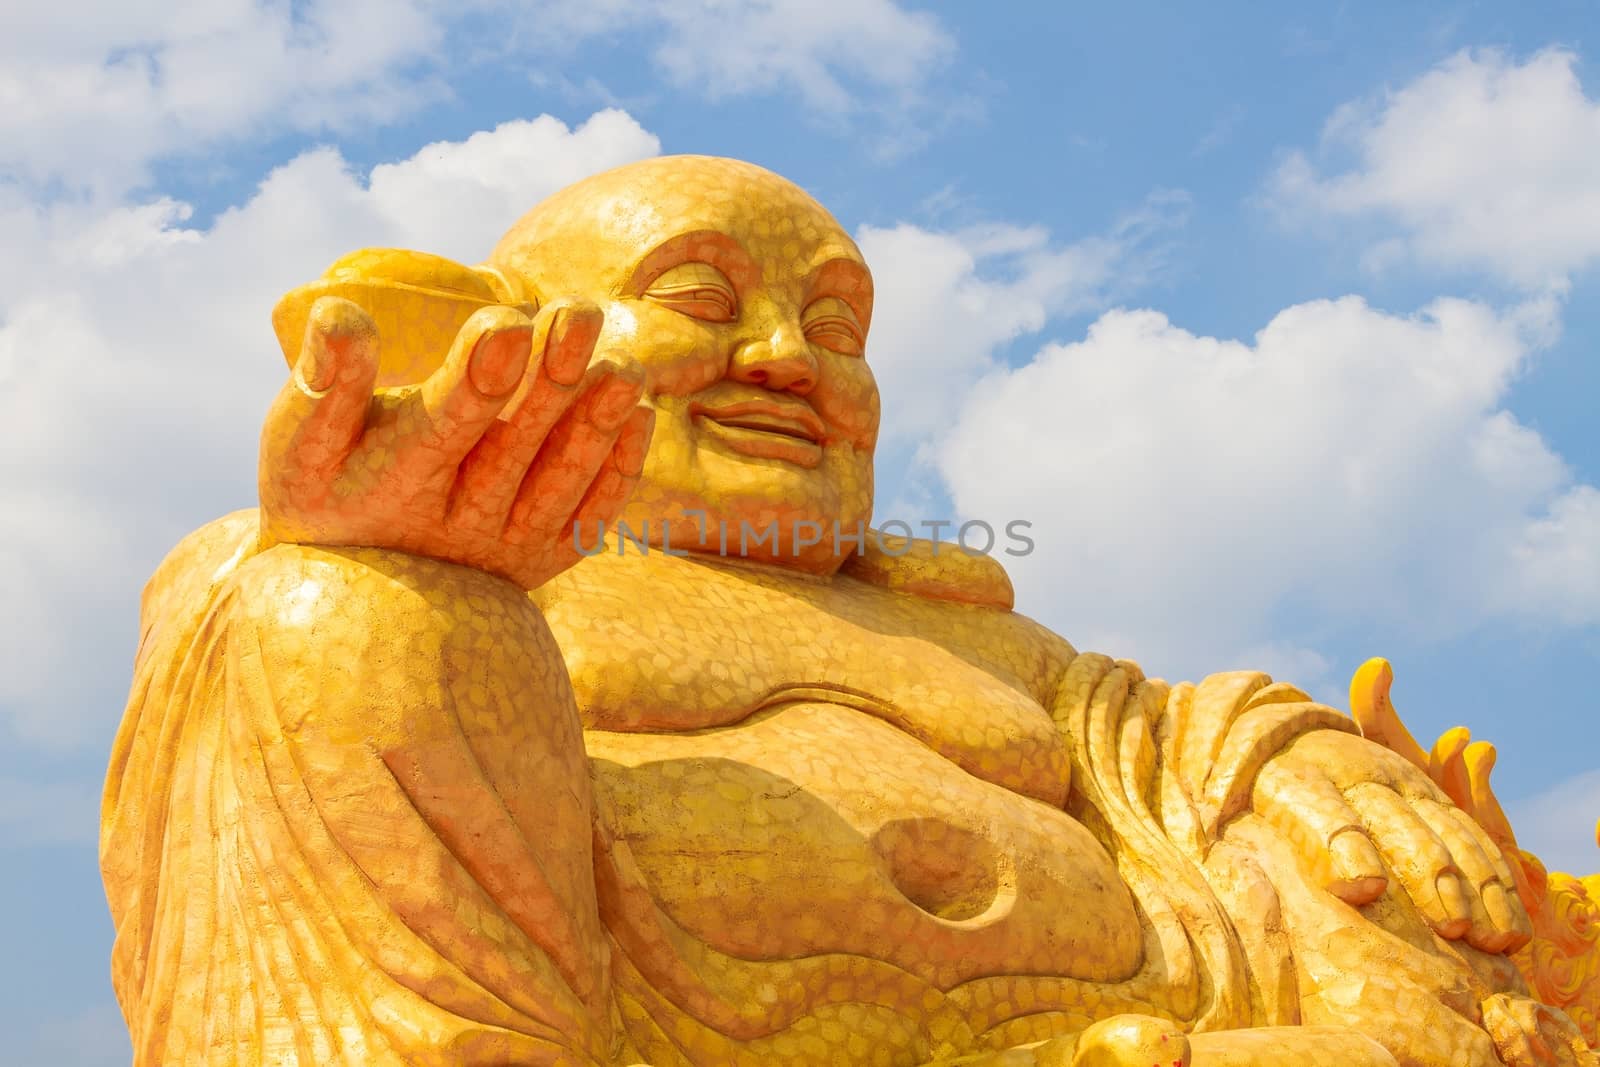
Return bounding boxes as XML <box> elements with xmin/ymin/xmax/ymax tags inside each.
<box><xmin>2</xmin><ymin>3</ymin><xmax>1598</xmax><ymax>1062</ymax></box>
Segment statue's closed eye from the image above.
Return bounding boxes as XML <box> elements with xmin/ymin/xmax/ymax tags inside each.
<box><xmin>802</xmin><ymin>296</ymin><xmax>865</xmax><ymax>357</ymax></box>
<box><xmin>643</xmin><ymin>262</ymin><xmax>738</xmax><ymax>323</ymax></box>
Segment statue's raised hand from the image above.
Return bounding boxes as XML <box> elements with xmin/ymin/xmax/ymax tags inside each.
<box><xmin>259</xmin><ymin>295</ymin><xmax>651</xmax><ymax>590</ymax></box>
<box><xmin>1253</xmin><ymin>727</ymin><xmax>1533</xmax><ymax>954</ymax></box>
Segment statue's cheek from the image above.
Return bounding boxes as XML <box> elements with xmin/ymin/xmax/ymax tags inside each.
<box><xmin>813</xmin><ymin>354</ymin><xmax>880</xmax><ymax>448</ymax></box>
<box><xmin>605</xmin><ymin>300</ymin><xmax>728</xmax><ymax>396</ymax></box>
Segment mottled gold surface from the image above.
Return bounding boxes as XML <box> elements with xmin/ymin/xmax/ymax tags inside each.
<box><xmin>104</xmin><ymin>156</ymin><xmax>1598</xmax><ymax>1065</ymax></box>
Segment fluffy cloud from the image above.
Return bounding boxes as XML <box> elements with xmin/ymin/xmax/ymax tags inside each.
<box><xmin>0</xmin><ymin>0</ymin><xmax>445</xmax><ymax>194</ymax></box>
<box><xmin>520</xmin><ymin>0</ymin><xmax>962</xmax><ymax>157</ymax></box>
<box><xmin>645</xmin><ymin>0</ymin><xmax>953</xmax><ymax>117</ymax></box>
<box><xmin>1500</xmin><ymin>485</ymin><xmax>1600</xmax><ymax>627</ymax></box>
<box><xmin>850</xmin><ymin>138</ymin><xmax>1598</xmax><ymax>697</ymax></box>
<box><xmin>857</xmin><ymin>191</ymin><xmax>1190</xmax><ymax>449</ymax></box>
<box><xmin>524</xmin><ymin>0</ymin><xmax>952</xmax><ymax>117</ymax></box>
<box><xmin>934</xmin><ymin>294</ymin><xmax>1597</xmax><ymax>692</ymax></box>
<box><xmin>1</xmin><ymin>0</ymin><xmax>957</xmax><ymax>196</ymax></box>
<box><xmin>1269</xmin><ymin>48</ymin><xmax>1600</xmax><ymax>290</ymax></box>
<box><xmin>0</xmin><ymin>110</ymin><xmax>659</xmax><ymax>746</ymax></box>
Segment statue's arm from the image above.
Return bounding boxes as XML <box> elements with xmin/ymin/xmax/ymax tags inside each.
<box><xmin>1157</xmin><ymin>669</ymin><xmax>1594</xmax><ymax>1065</ymax></box>
<box><xmin>102</xmin><ymin>264</ymin><xmax>659</xmax><ymax>1065</ymax></box>
<box><xmin>1143</xmin><ymin>670</ymin><xmax>1528</xmax><ymax>952</ymax></box>
<box><xmin>104</xmin><ymin>512</ymin><xmax>625</xmax><ymax>1066</ymax></box>
<box><xmin>1044</xmin><ymin>649</ymin><xmax>1584</xmax><ymax>1064</ymax></box>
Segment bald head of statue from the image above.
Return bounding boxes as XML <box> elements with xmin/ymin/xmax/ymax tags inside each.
<box><xmin>489</xmin><ymin>156</ymin><xmax>881</xmax><ymax>574</ymax></box>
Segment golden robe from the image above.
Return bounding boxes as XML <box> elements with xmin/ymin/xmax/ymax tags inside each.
<box><xmin>103</xmin><ymin>510</ymin><xmax>1573</xmax><ymax>1066</ymax></box>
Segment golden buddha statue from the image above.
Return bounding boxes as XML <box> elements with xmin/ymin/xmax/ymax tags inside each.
<box><xmin>102</xmin><ymin>155</ymin><xmax>1599</xmax><ymax>1066</ymax></box>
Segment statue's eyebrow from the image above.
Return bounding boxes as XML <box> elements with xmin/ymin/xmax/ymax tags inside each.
<box><xmin>623</xmin><ymin>230</ymin><xmax>761</xmax><ymax>297</ymax></box>
<box><xmin>806</xmin><ymin>256</ymin><xmax>874</xmax><ymax>335</ymax></box>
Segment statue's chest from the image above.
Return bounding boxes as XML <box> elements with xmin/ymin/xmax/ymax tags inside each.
<box><xmin>537</xmin><ymin>554</ymin><xmax>1069</xmax><ymax>806</ymax></box>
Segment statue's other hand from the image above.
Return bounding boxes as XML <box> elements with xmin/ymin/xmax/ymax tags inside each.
<box><xmin>258</xmin><ymin>295</ymin><xmax>652</xmax><ymax>589</ymax></box>
<box><xmin>1482</xmin><ymin>993</ymin><xmax>1599</xmax><ymax>1066</ymax></box>
<box><xmin>1252</xmin><ymin>728</ymin><xmax>1533</xmax><ymax>954</ymax></box>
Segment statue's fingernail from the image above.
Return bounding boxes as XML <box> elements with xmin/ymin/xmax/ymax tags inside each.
<box><xmin>305</xmin><ymin>299</ymin><xmax>375</xmax><ymax>386</ymax></box>
<box><xmin>548</xmin><ymin>306</ymin><xmax>600</xmax><ymax>386</ymax></box>
<box><xmin>1484</xmin><ymin>883</ymin><xmax>1518</xmax><ymax>932</ymax></box>
<box><xmin>297</xmin><ymin>339</ymin><xmax>332</xmax><ymax>393</ymax></box>
<box><xmin>1436</xmin><ymin>872</ymin><xmax>1473</xmax><ymax>927</ymax></box>
<box><xmin>469</xmin><ymin>324</ymin><xmax>531</xmax><ymax>398</ymax></box>
<box><xmin>1331</xmin><ymin>830</ymin><xmax>1384</xmax><ymax>884</ymax></box>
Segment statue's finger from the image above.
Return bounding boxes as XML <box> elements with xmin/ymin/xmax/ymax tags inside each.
<box><xmin>1444</xmin><ymin>797</ymin><xmax>1522</xmax><ymax>899</ymax></box>
<box><xmin>450</xmin><ymin>303</ymin><xmax>602</xmax><ymax>531</ymax></box>
<box><xmin>1437</xmin><ymin>802</ymin><xmax>1532</xmax><ymax>952</ymax></box>
<box><xmin>503</xmin><ymin>360</ymin><xmax>646</xmax><ymax>541</ymax></box>
<box><xmin>263</xmin><ymin>296</ymin><xmax>380</xmax><ymax>480</ymax></box>
<box><xmin>567</xmin><ymin>405</ymin><xmax>654</xmax><ymax>532</ymax></box>
<box><xmin>1254</xmin><ymin>756</ymin><xmax>1387</xmax><ymax>904</ymax></box>
<box><xmin>1415</xmin><ymin>797</ymin><xmax>1523</xmax><ymax>953</ymax></box>
<box><xmin>1294</xmin><ymin>728</ymin><xmax>1448</xmax><ymax>803</ymax></box>
<box><xmin>1346</xmin><ymin>782</ymin><xmax>1472</xmax><ymax>940</ymax></box>
<box><xmin>404</xmin><ymin>305</ymin><xmax>534</xmax><ymax>485</ymax></box>
<box><xmin>1481</xmin><ymin>994</ymin><xmax>1564</xmax><ymax>1067</ymax></box>
<box><xmin>537</xmin><ymin>299</ymin><xmax>603</xmax><ymax>387</ymax></box>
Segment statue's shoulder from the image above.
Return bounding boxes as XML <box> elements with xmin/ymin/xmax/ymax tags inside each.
<box><xmin>837</xmin><ymin>533</ymin><xmax>1079</xmax><ymax>696</ymax></box>
<box><xmin>141</xmin><ymin>509</ymin><xmax>261</xmax><ymax>626</ymax></box>
<box><xmin>837</xmin><ymin>532</ymin><xmax>1016</xmax><ymax>609</ymax></box>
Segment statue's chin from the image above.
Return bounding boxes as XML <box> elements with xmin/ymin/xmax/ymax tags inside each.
<box><xmin>603</xmin><ymin>512</ymin><xmax>869</xmax><ymax>580</ymax></box>
<box><xmin>608</xmin><ymin>510</ymin><xmax>870</xmax><ymax>577</ymax></box>
<box><xmin>616</xmin><ymin>439</ymin><xmax>874</xmax><ymax>574</ymax></box>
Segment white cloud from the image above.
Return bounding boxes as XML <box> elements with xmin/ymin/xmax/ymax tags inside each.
<box><xmin>0</xmin><ymin>110</ymin><xmax>658</xmax><ymax>746</ymax></box>
<box><xmin>1</xmin><ymin>0</ymin><xmax>957</xmax><ymax>197</ymax></box>
<box><xmin>1507</xmin><ymin>768</ymin><xmax>1600</xmax><ymax>879</ymax></box>
<box><xmin>1268</xmin><ymin>48</ymin><xmax>1600</xmax><ymax>290</ymax></box>
<box><xmin>646</xmin><ymin>0</ymin><xmax>954</xmax><ymax>116</ymax></box>
<box><xmin>0</xmin><ymin>0</ymin><xmax>445</xmax><ymax>195</ymax></box>
<box><xmin>933</xmin><ymin>294</ymin><xmax>1598</xmax><ymax>691</ymax></box>
<box><xmin>857</xmin><ymin>191</ymin><xmax>1189</xmax><ymax>449</ymax></box>
<box><xmin>365</xmin><ymin>110</ymin><xmax>665</xmax><ymax>262</ymax></box>
<box><xmin>510</xmin><ymin>0</ymin><xmax>964</xmax><ymax>158</ymax></box>
<box><xmin>1501</xmin><ymin>485</ymin><xmax>1600</xmax><ymax>627</ymax></box>
<box><xmin>522</xmin><ymin>0</ymin><xmax>953</xmax><ymax>118</ymax></box>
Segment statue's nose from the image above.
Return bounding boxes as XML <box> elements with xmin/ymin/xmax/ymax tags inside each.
<box><xmin>728</xmin><ymin>324</ymin><xmax>817</xmax><ymax>394</ymax></box>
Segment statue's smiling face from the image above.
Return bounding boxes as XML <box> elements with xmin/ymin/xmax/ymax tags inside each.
<box><xmin>491</xmin><ymin>156</ymin><xmax>880</xmax><ymax>572</ymax></box>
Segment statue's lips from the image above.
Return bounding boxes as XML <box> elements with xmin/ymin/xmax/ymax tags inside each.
<box><xmin>690</xmin><ymin>401</ymin><xmax>825</xmax><ymax>468</ymax></box>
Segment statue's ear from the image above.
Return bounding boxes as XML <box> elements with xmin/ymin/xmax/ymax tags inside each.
<box><xmin>271</xmin><ymin>249</ymin><xmax>539</xmax><ymax>387</ymax></box>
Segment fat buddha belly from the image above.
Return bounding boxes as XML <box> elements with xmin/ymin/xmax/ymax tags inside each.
<box><xmin>585</xmin><ymin>701</ymin><xmax>1143</xmax><ymax>990</ymax></box>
